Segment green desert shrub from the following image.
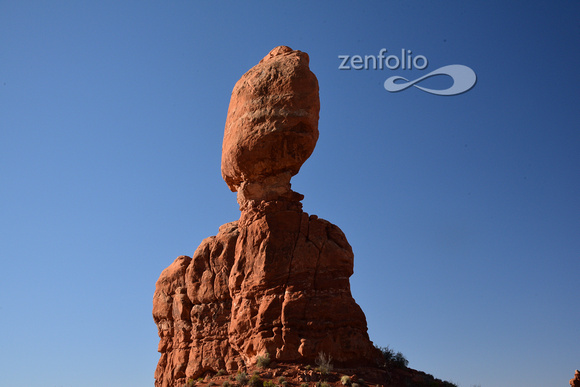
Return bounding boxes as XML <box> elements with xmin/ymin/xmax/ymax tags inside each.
<box><xmin>217</xmin><ymin>369</ymin><xmax>227</xmax><ymax>376</ymax></box>
<box><xmin>248</xmin><ymin>374</ymin><xmax>263</xmax><ymax>387</ymax></box>
<box><xmin>222</xmin><ymin>382</ymin><xmax>231</xmax><ymax>387</ymax></box>
<box><xmin>256</xmin><ymin>352</ymin><xmax>271</xmax><ymax>369</ymax></box>
<box><xmin>236</xmin><ymin>372</ymin><xmax>249</xmax><ymax>386</ymax></box>
<box><xmin>392</xmin><ymin>352</ymin><xmax>408</xmax><ymax>368</ymax></box>
<box><xmin>375</xmin><ymin>345</ymin><xmax>408</xmax><ymax>369</ymax></box>
<box><xmin>376</xmin><ymin>345</ymin><xmax>394</xmax><ymax>363</ymax></box>
<box><xmin>340</xmin><ymin>375</ymin><xmax>351</xmax><ymax>386</ymax></box>
<box><xmin>263</xmin><ymin>381</ymin><xmax>276</xmax><ymax>387</ymax></box>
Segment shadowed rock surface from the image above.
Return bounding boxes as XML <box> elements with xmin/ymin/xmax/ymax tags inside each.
<box><xmin>571</xmin><ymin>370</ymin><xmax>580</xmax><ymax>387</ymax></box>
<box><xmin>153</xmin><ymin>46</ymin><xmax>381</xmax><ymax>387</ymax></box>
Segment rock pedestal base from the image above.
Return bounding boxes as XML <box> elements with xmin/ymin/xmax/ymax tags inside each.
<box><xmin>153</xmin><ymin>205</ymin><xmax>381</xmax><ymax>387</ymax></box>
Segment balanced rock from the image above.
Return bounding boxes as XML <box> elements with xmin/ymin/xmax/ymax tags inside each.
<box><xmin>153</xmin><ymin>46</ymin><xmax>381</xmax><ymax>387</ymax></box>
<box><xmin>221</xmin><ymin>46</ymin><xmax>320</xmax><ymax>209</ymax></box>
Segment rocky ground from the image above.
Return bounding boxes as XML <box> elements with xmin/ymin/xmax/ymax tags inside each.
<box><xmin>178</xmin><ymin>361</ymin><xmax>458</xmax><ymax>387</ymax></box>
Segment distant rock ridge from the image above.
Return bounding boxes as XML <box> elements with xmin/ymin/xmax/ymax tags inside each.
<box><xmin>153</xmin><ymin>46</ymin><xmax>381</xmax><ymax>387</ymax></box>
<box><xmin>571</xmin><ymin>370</ymin><xmax>580</xmax><ymax>387</ymax></box>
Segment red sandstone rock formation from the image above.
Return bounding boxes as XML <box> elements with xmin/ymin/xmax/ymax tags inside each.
<box><xmin>221</xmin><ymin>45</ymin><xmax>319</xmax><ymax>201</ymax></box>
<box><xmin>571</xmin><ymin>370</ymin><xmax>580</xmax><ymax>387</ymax></box>
<box><xmin>153</xmin><ymin>46</ymin><xmax>381</xmax><ymax>387</ymax></box>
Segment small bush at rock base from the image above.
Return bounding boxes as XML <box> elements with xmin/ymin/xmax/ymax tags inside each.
<box><xmin>393</xmin><ymin>352</ymin><xmax>408</xmax><ymax>368</ymax></box>
<box><xmin>236</xmin><ymin>372</ymin><xmax>249</xmax><ymax>386</ymax></box>
<box><xmin>375</xmin><ymin>345</ymin><xmax>409</xmax><ymax>369</ymax></box>
<box><xmin>248</xmin><ymin>374</ymin><xmax>263</xmax><ymax>387</ymax></box>
<box><xmin>340</xmin><ymin>375</ymin><xmax>351</xmax><ymax>386</ymax></box>
<box><xmin>315</xmin><ymin>352</ymin><xmax>333</xmax><ymax>376</ymax></box>
<box><xmin>256</xmin><ymin>352</ymin><xmax>271</xmax><ymax>369</ymax></box>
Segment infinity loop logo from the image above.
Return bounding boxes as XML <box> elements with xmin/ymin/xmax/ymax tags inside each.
<box><xmin>384</xmin><ymin>64</ymin><xmax>477</xmax><ymax>96</ymax></box>
<box><xmin>338</xmin><ymin>48</ymin><xmax>477</xmax><ymax>96</ymax></box>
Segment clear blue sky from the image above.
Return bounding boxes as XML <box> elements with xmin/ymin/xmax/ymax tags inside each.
<box><xmin>1</xmin><ymin>1</ymin><xmax>578</xmax><ymax>386</ymax></box>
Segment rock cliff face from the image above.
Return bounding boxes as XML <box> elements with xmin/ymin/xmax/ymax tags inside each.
<box><xmin>153</xmin><ymin>46</ymin><xmax>381</xmax><ymax>387</ymax></box>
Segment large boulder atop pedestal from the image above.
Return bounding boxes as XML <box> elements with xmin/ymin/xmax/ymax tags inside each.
<box><xmin>221</xmin><ymin>46</ymin><xmax>320</xmax><ymax>194</ymax></box>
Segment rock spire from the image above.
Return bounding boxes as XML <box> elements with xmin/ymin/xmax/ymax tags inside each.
<box><xmin>153</xmin><ymin>46</ymin><xmax>381</xmax><ymax>387</ymax></box>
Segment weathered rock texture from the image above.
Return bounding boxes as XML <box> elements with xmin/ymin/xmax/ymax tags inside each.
<box><xmin>153</xmin><ymin>46</ymin><xmax>381</xmax><ymax>387</ymax></box>
<box><xmin>571</xmin><ymin>370</ymin><xmax>580</xmax><ymax>387</ymax></box>
<box><xmin>221</xmin><ymin>45</ymin><xmax>320</xmax><ymax>211</ymax></box>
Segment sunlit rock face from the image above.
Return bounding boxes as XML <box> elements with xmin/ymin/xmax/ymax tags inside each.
<box><xmin>221</xmin><ymin>46</ymin><xmax>319</xmax><ymax>193</ymax></box>
<box><xmin>153</xmin><ymin>46</ymin><xmax>381</xmax><ymax>387</ymax></box>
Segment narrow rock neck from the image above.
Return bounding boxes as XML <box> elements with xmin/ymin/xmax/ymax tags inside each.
<box><xmin>236</xmin><ymin>172</ymin><xmax>304</xmax><ymax>226</ymax></box>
